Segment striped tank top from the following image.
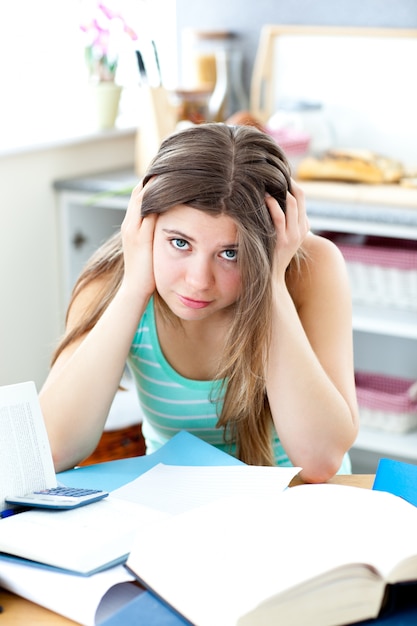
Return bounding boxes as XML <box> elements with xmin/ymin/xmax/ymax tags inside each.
<box><xmin>128</xmin><ymin>298</ymin><xmax>351</xmax><ymax>472</ymax></box>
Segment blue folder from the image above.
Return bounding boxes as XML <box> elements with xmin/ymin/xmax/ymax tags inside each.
<box><xmin>372</xmin><ymin>458</ymin><xmax>417</xmax><ymax>509</ymax></box>
<box><xmin>59</xmin><ymin>430</ymin><xmax>242</xmax><ymax>491</ymax></box>
<box><xmin>100</xmin><ymin>590</ymin><xmax>191</xmax><ymax>626</ymax></box>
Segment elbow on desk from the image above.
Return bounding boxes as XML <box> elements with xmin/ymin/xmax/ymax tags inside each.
<box><xmin>297</xmin><ymin>449</ymin><xmax>349</xmax><ymax>484</ymax></box>
<box><xmin>51</xmin><ymin>439</ymin><xmax>98</xmax><ymax>473</ymax></box>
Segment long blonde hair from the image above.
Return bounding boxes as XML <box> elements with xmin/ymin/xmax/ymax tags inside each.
<box><xmin>54</xmin><ymin>123</ymin><xmax>296</xmax><ymax>465</ymax></box>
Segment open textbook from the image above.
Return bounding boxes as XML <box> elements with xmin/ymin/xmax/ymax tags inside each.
<box><xmin>126</xmin><ymin>483</ymin><xmax>417</xmax><ymax>626</ymax></box>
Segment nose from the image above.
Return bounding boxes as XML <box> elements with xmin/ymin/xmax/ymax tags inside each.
<box><xmin>185</xmin><ymin>255</ymin><xmax>214</xmax><ymax>291</ymax></box>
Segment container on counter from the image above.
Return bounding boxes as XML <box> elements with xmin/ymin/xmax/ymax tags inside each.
<box><xmin>268</xmin><ymin>101</ymin><xmax>333</xmax><ymax>156</ymax></box>
<box><xmin>181</xmin><ymin>29</ymin><xmax>248</xmax><ymax>121</ymax></box>
<box><xmin>171</xmin><ymin>88</ymin><xmax>211</xmax><ymax>125</ymax></box>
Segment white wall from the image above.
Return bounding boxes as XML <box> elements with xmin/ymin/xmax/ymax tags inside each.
<box><xmin>0</xmin><ymin>132</ymin><xmax>136</xmax><ymax>389</ymax></box>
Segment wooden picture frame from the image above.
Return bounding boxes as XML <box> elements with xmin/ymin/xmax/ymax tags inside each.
<box><xmin>249</xmin><ymin>25</ymin><xmax>417</xmax><ymax>166</ymax></box>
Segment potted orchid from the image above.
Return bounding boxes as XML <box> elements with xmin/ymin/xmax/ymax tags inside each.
<box><xmin>80</xmin><ymin>1</ymin><xmax>138</xmax><ymax>83</ymax></box>
<box><xmin>80</xmin><ymin>1</ymin><xmax>138</xmax><ymax>128</ymax></box>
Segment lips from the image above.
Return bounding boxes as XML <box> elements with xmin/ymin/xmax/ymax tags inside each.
<box><xmin>178</xmin><ymin>294</ymin><xmax>212</xmax><ymax>309</ymax></box>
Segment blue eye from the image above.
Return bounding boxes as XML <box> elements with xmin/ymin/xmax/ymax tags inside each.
<box><xmin>172</xmin><ymin>238</ymin><xmax>189</xmax><ymax>250</ymax></box>
<box><xmin>221</xmin><ymin>249</ymin><xmax>238</xmax><ymax>261</ymax></box>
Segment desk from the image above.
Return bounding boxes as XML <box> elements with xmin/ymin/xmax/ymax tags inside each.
<box><xmin>0</xmin><ymin>474</ymin><xmax>373</xmax><ymax>625</ymax></box>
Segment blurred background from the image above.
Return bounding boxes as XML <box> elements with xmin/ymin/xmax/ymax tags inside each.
<box><xmin>1</xmin><ymin>0</ymin><xmax>417</xmax><ymax>471</ymax></box>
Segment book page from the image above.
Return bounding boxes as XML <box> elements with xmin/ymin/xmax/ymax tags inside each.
<box><xmin>0</xmin><ymin>381</ymin><xmax>57</xmax><ymax>511</ymax></box>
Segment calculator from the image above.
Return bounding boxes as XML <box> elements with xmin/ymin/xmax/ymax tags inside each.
<box><xmin>5</xmin><ymin>486</ymin><xmax>109</xmax><ymax>510</ymax></box>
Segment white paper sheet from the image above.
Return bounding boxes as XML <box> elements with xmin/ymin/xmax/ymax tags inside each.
<box><xmin>112</xmin><ymin>463</ymin><xmax>301</xmax><ymax>515</ymax></box>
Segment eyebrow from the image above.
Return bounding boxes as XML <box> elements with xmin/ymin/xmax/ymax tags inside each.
<box><xmin>162</xmin><ymin>229</ymin><xmax>238</xmax><ymax>248</ymax></box>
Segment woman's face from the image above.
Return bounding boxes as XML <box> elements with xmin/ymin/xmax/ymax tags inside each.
<box><xmin>153</xmin><ymin>205</ymin><xmax>242</xmax><ymax>322</ymax></box>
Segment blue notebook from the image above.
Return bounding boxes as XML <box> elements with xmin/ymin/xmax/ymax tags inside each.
<box><xmin>373</xmin><ymin>458</ymin><xmax>417</xmax><ymax>509</ymax></box>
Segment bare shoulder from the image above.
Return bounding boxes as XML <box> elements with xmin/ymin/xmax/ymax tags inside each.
<box><xmin>301</xmin><ymin>231</ymin><xmax>345</xmax><ymax>266</ymax></box>
<box><xmin>287</xmin><ymin>232</ymin><xmax>349</xmax><ymax>308</ymax></box>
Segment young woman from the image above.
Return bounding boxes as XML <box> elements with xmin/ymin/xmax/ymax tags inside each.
<box><xmin>40</xmin><ymin>123</ymin><xmax>358</xmax><ymax>482</ymax></box>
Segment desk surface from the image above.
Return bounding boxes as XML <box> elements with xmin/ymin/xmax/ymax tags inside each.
<box><xmin>0</xmin><ymin>474</ymin><xmax>374</xmax><ymax>625</ymax></box>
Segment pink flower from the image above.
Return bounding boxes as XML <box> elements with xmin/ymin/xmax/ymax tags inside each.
<box><xmin>80</xmin><ymin>1</ymin><xmax>137</xmax><ymax>82</ymax></box>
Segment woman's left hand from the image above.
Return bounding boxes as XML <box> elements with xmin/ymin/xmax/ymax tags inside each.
<box><xmin>266</xmin><ymin>179</ymin><xmax>310</xmax><ymax>281</ymax></box>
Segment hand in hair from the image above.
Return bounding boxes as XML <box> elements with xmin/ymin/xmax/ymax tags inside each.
<box><xmin>120</xmin><ymin>182</ymin><xmax>157</xmax><ymax>301</ymax></box>
<box><xmin>265</xmin><ymin>179</ymin><xmax>310</xmax><ymax>281</ymax></box>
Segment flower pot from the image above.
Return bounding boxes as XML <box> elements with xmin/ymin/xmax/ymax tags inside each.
<box><xmin>90</xmin><ymin>83</ymin><xmax>122</xmax><ymax>129</ymax></box>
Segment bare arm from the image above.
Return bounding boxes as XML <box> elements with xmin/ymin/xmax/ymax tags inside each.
<box><xmin>40</xmin><ymin>184</ymin><xmax>157</xmax><ymax>472</ymax></box>
<box><xmin>265</xmin><ymin>185</ymin><xmax>359</xmax><ymax>483</ymax></box>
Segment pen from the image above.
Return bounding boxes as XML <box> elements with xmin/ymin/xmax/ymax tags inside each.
<box><xmin>1</xmin><ymin>506</ymin><xmax>30</xmax><ymax>518</ymax></box>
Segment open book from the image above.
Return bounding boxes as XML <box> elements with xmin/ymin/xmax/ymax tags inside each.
<box><xmin>0</xmin><ymin>380</ymin><xmax>57</xmax><ymax>512</ymax></box>
<box><xmin>126</xmin><ymin>482</ymin><xmax>417</xmax><ymax>626</ymax></box>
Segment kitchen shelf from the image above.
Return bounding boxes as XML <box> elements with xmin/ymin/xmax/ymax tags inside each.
<box><xmin>354</xmin><ymin>426</ymin><xmax>417</xmax><ymax>463</ymax></box>
<box><xmin>303</xmin><ymin>181</ymin><xmax>417</xmax><ymax>471</ymax></box>
<box><xmin>353</xmin><ymin>305</ymin><xmax>417</xmax><ymax>339</ymax></box>
<box><xmin>305</xmin><ymin>181</ymin><xmax>417</xmax><ymax>240</ymax></box>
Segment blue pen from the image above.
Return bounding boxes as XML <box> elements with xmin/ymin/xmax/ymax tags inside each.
<box><xmin>1</xmin><ymin>508</ymin><xmax>17</xmax><ymax>518</ymax></box>
<box><xmin>1</xmin><ymin>506</ymin><xmax>29</xmax><ymax>519</ymax></box>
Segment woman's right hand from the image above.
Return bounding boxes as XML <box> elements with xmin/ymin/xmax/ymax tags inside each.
<box><xmin>120</xmin><ymin>182</ymin><xmax>157</xmax><ymax>300</ymax></box>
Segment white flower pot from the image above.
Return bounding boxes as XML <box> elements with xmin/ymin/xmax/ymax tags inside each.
<box><xmin>90</xmin><ymin>83</ymin><xmax>122</xmax><ymax>129</ymax></box>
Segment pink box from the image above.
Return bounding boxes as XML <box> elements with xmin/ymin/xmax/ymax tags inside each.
<box><xmin>355</xmin><ymin>372</ymin><xmax>417</xmax><ymax>433</ymax></box>
<box><xmin>322</xmin><ymin>233</ymin><xmax>417</xmax><ymax>311</ymax></box>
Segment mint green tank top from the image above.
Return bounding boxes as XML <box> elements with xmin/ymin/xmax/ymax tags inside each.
<box><xmin>128</xmin><ymin>298</ymin><xmax>351</xmax><ymax>472</ymax></box>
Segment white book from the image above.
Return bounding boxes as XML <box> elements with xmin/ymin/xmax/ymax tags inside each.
<box><xmin>0</xmin><ymin>380</ymin><xmax>57</xmax><ymax>511</ymax></box>
<box><xmin>126</xmin><ymin>482</ymin><xmax>417</xmax><ymax>626</ymax></box>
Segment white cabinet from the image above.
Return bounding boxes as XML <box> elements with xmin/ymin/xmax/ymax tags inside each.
<box><xmin>303</xmin><ymin>181</ymin><xmax>417</xmax><ymax>472</ymax></box>
<box><xmin>54</xmin><ymin>170</ymin><xmax>142</xmax><ymax>434</ymax></box>
<box><xmin>55</xmin><ymin>169</ymin><xmax>138</xmax><ymax>307</ymax></box>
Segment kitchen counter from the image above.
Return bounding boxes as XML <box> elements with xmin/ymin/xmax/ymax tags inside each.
<box><xmin>300</xmin><ymin>180</ymin><xmax>417</xmax><ymax>239</ymax></box>
<box><xmin>53</xmin><ymin>167</ymin><xmax>139</xmax><ymax>195</ymax></box>
<box><xmin>55</xmin><ymin>170</ymin><xmax>417</xmax><ymax>229</ymax></box>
